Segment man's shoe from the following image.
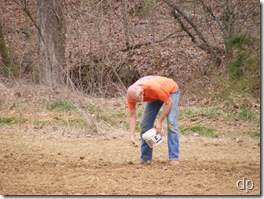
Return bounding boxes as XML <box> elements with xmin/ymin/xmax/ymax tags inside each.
<box><xmin>169</xmin><ymin>160</ymin><xmax>179</xmax><ymax>165</ymax></box>
<box><xmin>140</xmin><ymin>160</ymin><xmax>152</xmax><ymax>164</ymax></box>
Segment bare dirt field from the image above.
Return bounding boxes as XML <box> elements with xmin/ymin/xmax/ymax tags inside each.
<box><xmin>0</xmin><ymin>126</ymin><xmax>260</xmax><ymax>195</ymax></box>
<box><xmin>0</xmin><ymin>84</ymin><xmax>261</xmax><ymax>195</ymax></box>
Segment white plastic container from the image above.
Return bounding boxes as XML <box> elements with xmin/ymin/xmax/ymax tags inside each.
<box><xmin>142</xmin><ymin>128</ymin><xmax>163</xmax><ymax>148</ymax></box>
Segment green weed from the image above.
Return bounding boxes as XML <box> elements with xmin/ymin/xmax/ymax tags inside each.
<box><xmin>0</xmin><ymin>117</ymin><xmax>17</xmax><ymax>125</ymax></box>
<box><xmin>63</xmin><ymin>118</ymin><xmax>89</xmax><ymax>127</ymax></box>
<box><xmin>33</xmin><ymin>121</ymin><xmax>51</xmax><ymax>126</ymax></box>
<box><xmin>249</xmin><ymin>131</ymin><xmax>260</xmax><ymax>138</ymax></box>
<box><xmin>179</xmin><ymin>107</ymin><xmax>222</xmax><ymax>118</ymax></box>
<box><xmin>87</xmin><ymin>103</ymin><xmax>100</xmax><ymax>113</ymax></box>
<box><xmin>226</xmin><ymin>34</ymin><xmax>256</xmax><ymax>49</ymax></box>
<box><xmin>227</xmin><ymin>107</ymin><xmax>260</xmax><ymax>123</ymax></box>
<box><xmin>47</xmin><ymin>100</ymin><xmax>75</xmax><ymax>111</ymax></box>
<box><xmin>180</xmin><ymin>125</ymin><xmax>217</xmax><ymax>138</ymax></box>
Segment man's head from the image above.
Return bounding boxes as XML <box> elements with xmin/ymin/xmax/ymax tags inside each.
<box><xmin>127</xmin><ymin>84</ymin><xmax>144</xmax><ymax>103</ymax></box>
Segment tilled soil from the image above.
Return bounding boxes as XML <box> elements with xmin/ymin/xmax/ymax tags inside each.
<box><xmin>0</xmin><ymin>128</ymin><xmax>260</xmax><ymax>195</ymax></box>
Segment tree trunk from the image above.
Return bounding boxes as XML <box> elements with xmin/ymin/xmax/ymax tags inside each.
<box><xmin>37</xmin><ymin>0</ymin><xmax>66</xmax><ymax>86</ymax></box>
<box><xmin>121</xmin><ymin>0</ymin><xmax>130</xmax><ymax>50</ymax></box>
<box><xmin>0</xmin><ymin>21</ymin><xmax>17</xmax><ymax>77</ymax></box>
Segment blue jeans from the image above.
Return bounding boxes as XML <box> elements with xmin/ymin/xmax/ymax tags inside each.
<box><xmin>140</xmin><ymin>89</ymin><xmax>180</xmax><ymax>161</ymax></box>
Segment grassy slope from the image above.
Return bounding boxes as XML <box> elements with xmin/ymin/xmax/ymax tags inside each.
<box><xmin>0</xmin><ymin>80</ymin><xmax>260</xmax><ymax>140</ymax></box>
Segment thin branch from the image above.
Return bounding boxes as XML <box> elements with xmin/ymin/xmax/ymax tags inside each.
<box><xmin>6</xmin><ymin>29</ymin><xmax>33</xmax><ymax>38</ymax></box>
<box><xmin>163</xmin><ymin>0</ymin><xmax>224</xmax><ymax>65</ymax></box>
<box><xmin>121</xmin><ymin>0</ymin><xmax>130</xmax><ymax>50</ymax></box>
<box><xmin>121</xmin><ymin>30</ymin><xmax>187</xmax><ymax>51</ymax></box>
<box><xmin>169</xmin><ymin>3</ymin><xmax>210</xmax><ymax>47</ymax></box>
<box><xmin>13</xmin><ymin>0</ymin><xmax>44</xmax><ymax>42</ymax></box>
<box><xmin>198</xmin><ymin>0</ymin><xmax>227</xmax><ymax>37</ymax></box>
<box><xmin>172</xmin><ymin>10</ymin><xmax>196</xmax><ymax>43</ymax></box>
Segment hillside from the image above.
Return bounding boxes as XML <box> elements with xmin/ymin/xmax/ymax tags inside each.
<box><xmin>0</xmin><ymin>0</ymin><xmax>260</xmax><ymax>106</ymax></box>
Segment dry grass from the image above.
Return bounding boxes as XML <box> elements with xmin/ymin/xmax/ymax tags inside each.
<box><xmin>0</xmin><ymin>79</ymin><xmax>260</xmax><ymax>141</ymax></box>
<box><xmin>0</xmin><ymin>79</ymin><xmax>130</xmax><ymax>139</ymax></box>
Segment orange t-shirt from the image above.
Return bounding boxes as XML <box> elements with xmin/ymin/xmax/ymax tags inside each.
<box><xmin>126</xmin><ymin>76</ymin><xmax>178</xmax><ymax>110</ymax></box>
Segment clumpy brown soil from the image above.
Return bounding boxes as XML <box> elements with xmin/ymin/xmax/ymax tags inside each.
<box><xmin>0</xmin><ymin>128</ymin><xmax>260</xmax><ymax>195</ymax></box>
<box><xmin>0</xmin><ymin>83</ymin><xmax>260</xmax><ymax>195</ymax></box>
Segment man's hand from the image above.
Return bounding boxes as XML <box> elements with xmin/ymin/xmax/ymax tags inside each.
<box><xmin>130</xmin><ymin>135</ymin><xmax>138</xmax><ymax>147</ymax></box>
<box><xmin>154</xmin><ymin>119</ymin><xmax>162</xmax><ymax>134</ymax></box>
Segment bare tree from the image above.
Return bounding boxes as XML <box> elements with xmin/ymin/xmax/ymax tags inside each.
<box><xmin>37</xmin><ymin>0</ymin><xmax>66</xmax><ymax>85</ymax></box>
<box><xmin>13</xmin><ymin>0</ymin><xmax>66</xmax><ymax>85</ymax></box>
<box><xmin>163</xmin><ymin>0</ymin><xmax>259</xmax><ymax>67</ymax></box>
<box><xmin>0</xmin><ymin>21</ymin><xmax>11</xmax><ymax>76</ymax></box>
<box><xmin>0</xmin><ymin>21</ymin><xmax>18</xmax><ymax>77</ymax></box>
